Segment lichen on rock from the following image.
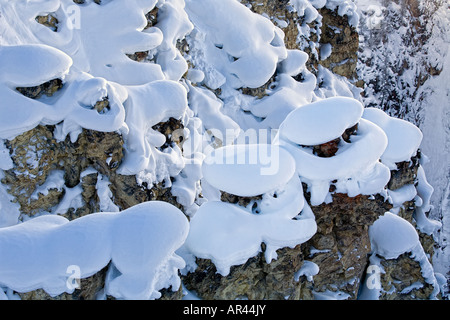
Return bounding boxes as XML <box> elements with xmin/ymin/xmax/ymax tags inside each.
<box><xmin>318</xmin><ymin>7</ymin><xmax>359</xmax><ymax>81</ymax></box>
<box><xmin>183</xmin><ymin>244</ymin><xmax>312</xmax><ymax>300</ymax></box>
<box><xmin>303</xmin><ymin>193</ymin><xmax>392</xmax><ymax>298</ymax></box>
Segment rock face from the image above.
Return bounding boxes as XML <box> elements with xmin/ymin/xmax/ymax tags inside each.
<box><xmin>240</xmin><ymin>0</ymin><xmax>305</xmax><ymax>51</ymax></box>
<box><xmin>318</xmin><ymin>8</ymin><xmax>359</xmax><ymax>82</ymax></box>
<box><xmin>183</xmin><ymin>246</ymin><xmax>309</xmax><ymax>300</ymax></box>
<box><xmin>2</xmin><ymin>116</ymin><xmax>185</xmax><ymax>219</ymax></box>
<box><xmin>0</xmin><ymin>0</ymin><xmax>444</xmax><ymax>300</ymax></box>
<box><xmin>2</xmin><ymin>125</ymin><xmax>122</xmax><ymax>219</ymax></box>
<box><xmin>377</xmin><ymin>253</ymin><xmax>436</xmax><ymax>300</ymax></box>
<box><xmin>18</xmin><ymin>267</ymin><xmax>108</xmax><ymax>300</ymax></box>
<box><xmin>302</xmin><ymin>193</ymin><xmax>391</xmax><ymax>298</ymax></box>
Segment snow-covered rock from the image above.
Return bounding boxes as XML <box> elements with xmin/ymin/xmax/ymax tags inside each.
<box><xmin>0</xmin><ymin>0</ymin><xmax>445</xmax><ymax>301</ymax></box>
<box><xmin>0</xmin><ymin>201</ymin><xmax>189</xmax><ymax>300</ymax></box>
<box><xmin>369</xmin><ymin>212</ymin><xmax>419</xmax><ymax>260</ymax></box>
<box><xmin>363</xmin><ymin>107</ymin><xmax>423</xmax><ymax>170</ymax></box>
<box><xmin>185</xmin><ymin>191</ymin><xmax>316</xmax><ymax>276</ymax></box>
<box><xmin>277</xmin><ymin>97</ymin><xmax>391</xmax><ymax>205</ymax></box>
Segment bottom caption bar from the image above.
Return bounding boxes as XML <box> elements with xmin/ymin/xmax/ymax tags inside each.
<box><xmin>182</xmin><ymin>302</ymin><xmax>267</xmax><ymax>317</ymax></box>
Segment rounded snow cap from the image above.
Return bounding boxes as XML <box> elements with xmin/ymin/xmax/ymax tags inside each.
<box><xmin>363</xmin><ymin>107</ymin><xmax>423</xmax><ymax>169</ymax></box>
<box><xmin>202</xmin><ymin>144</ymin><xmax>296</xmax><ymax>197</ymax></box>
<box><xmin>279</xmin><ymin>97</ymin><xmax>364</xmax><ymax>146</ymax></box>
<box><xmin>369</xmin><ymin>212</ymin><xmax>419</xmax><ymax>259</ymax></box>
<box><xmin>0</xmin><ymin>44</ymin><xmax>73</xmax><ymax>87</ymax></box>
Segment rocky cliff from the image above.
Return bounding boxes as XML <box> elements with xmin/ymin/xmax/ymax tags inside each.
<box><xmin>0</xmin><ymin>0</ymin><xmax>446</xmax><ymax>300</ymax></box>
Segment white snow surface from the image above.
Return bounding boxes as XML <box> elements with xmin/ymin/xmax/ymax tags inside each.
<box><xmin>363</xmin><ymin>107</ymin><xmax>423</xmax><ymax>170</ymax></box>
<box><xmin>0</xmin><ymin>44</ymin><xmax>71</xmax><ymax>87</ymax></box>
<box><xmin>282</xmin><ymin>119</ymin><xmax>386</xmax><ymax>180</ymax></box>
<box><xmin>185</xmin><ymin>175</ymin><xmax>316</xmax><ymax>276</ymax></box>
<box><xmin>414</xmin><ymin>165</ymin><xmax>442</xmax><ymax>236</ymax></box>
<box><xmin>0</xmin><ymin>201</ymin><xmax>189</xmax><ymax>300</ymax></box>
<box><xmin>118</xmin><ymin>80</ymin><xmax>188</xmax><ymax>177</ymax></box>
<box><xmin>294</xmin><ymin>260</ymin><xmax>320</xmax><ymax>282</ymax></box>
<box><xmin>278</xmin><ymin>96</ymin><xmax>364</xmax><ymax>146</ymax></box>
<box><xmin>0</xmin><ymin>44</ymin><xmax>127</xmax><ymax>141</ymax></box>
<box><xmin>202</xmin><ymin>144</ymin><xmax>296</xmax><ymax>197</ymax></box>
<box><xmin>388</xmin><ymin>184</ymin><xmax>417</xmax><ymax>209</ymax></box>
<box><xmin>369</xmin><ymin>212</ymin><xmax>419</xmax><ymax>260</ymax></box>
<box><xmin>278</xmin><ymin>109</ymin><xmax>390</xmax><ymax>205</ymax></box>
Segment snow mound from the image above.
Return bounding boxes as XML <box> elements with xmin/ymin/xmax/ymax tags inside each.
<box><xmin>289</xmin><ymin>0</ymin><xmax>320</xmax><ymax>23</ymax></box>
<box><xmin>0</xmin><ymin>201</ymin><xmax>189</xmax><ymax>300</ymax></box>
<box><xmin>185</xmin><ymin>0</ymin><xmax>287</xmax><ymax>89</ymax></box>
<box><xmin>366</xmin><ymin>212</ymin><xmax>441</xmax><ymax>299</ymax></box>
<box><xmin>388</xmin><ymin>184</ymin><xmax>417</xmax><ymax>208</ymax></box>
<box><xmin>186</xmin><ymin>83</ymin><xmax>241</xmax><ymax>138</ymax></box>
<box><xmin>277</xmin><ymin>97</ymin><xmax>390</xmax><ymax>205</ymax></box>
<box><xmin>202</xmin><ymin>144</ymin><xmax>296</xmax><ymax>197</ymax></box>
<box><xmin>369</xmin><ymin>212</ymin><xmax>419</xmax><ymax>260</ymax></box>
<box><xmin>185</xmin><ymin>176</ymin><xmax>316</xmax><ymax>275</ymax></box>
<box><xmin>279</xmin><ymin>49</ymin><xmax>310</xmax><ymax>77</ymax></box>
<box><xmin>278</xmin><ymin>97</ymin><xmax>364</xmax><ymax>146</ymax></box>
<box><xmin>363</xmin><ymin>107</ymin><xmax>423</xmax><ymax>169</ymax></box>
<box><xmin>0</xmin><ymin>44</ymin><xmax>127</xmax><ymax>140</ymax></box>
<box><xmin>0</xmin><ymin>44</ymin><xmax>72</xmax><ymax>87</ymax></box>
<box><xmin>118</xmin><ymin>80</ymin><xmax>188</xmax><ymax>178</ymax></box>
<box><xmin>241</xmin><ymin>73</ymin><xmax>317</xmax><ymax>130</ymax></box>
